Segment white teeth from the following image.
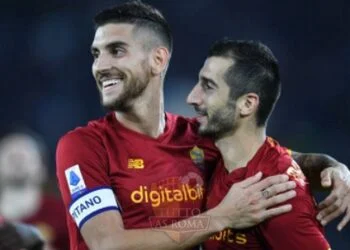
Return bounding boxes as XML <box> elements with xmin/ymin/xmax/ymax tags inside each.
<box><xmin>102</xmin><ymin>79</ymin><xmax>121</xmax><ymax>88</ymax></box>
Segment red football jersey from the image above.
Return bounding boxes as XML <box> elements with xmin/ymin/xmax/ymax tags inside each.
<box><xmin>22</xmin><ymin>194</ymin><xmax>69</xmax><ymax>250</ymax></box>
<box><xmin>56</xmin><ymin>112</ymin><xmax>219</xmax><ymax>250</ymax></box>
<box><xmin>204</xmin><ymin>137</ymin><xmax>330</xmax><ymax>250</ymax></box>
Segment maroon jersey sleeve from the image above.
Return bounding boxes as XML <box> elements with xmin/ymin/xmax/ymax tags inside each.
<box><xmin>56</xmin><ymin>128</ymin><xmax>119</xmax><ymax>230</ymax></box>
<box><xmin>57</xmin><ymin>129</ymin><xmax>109</xmax><ymax>190</ymax></box>
<box><xmin>259</xmin><ymin>154</ymin><xmax>330</xmax><ymax>250</ymax></box>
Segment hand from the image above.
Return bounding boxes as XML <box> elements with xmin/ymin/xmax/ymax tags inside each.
<box><xmin>212</xmin><ymin>172</ymin><xmax>296</xmax><ymax>229</ymax></box>
<box><xmin>317</xmin><ymin>163</ymin><xmax>350</xmax><ymax>231</ymax></box>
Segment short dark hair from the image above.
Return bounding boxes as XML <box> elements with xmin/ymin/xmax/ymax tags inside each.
<box><xmin>94</xmin><ymin>0</ymin><xmax>172</xmax><ymax>53</ymax></box>
<box><xmin>208</xmin><ymin>39</ymin><xmax>281</xmax><ymax>127</ymax></box>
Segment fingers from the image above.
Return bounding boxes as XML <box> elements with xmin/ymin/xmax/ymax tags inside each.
<box><xmin>320</xmin><ymin>168</ymin><xmax>333</xmax><ymax>188</ymax></box>
<box><xmin>262</xmin><ymin>181</ymin><xmax>296</xmax><ymax>199</ymax></box>
<box><xmin>261</xmin><ymin>204</ymin><xmax>293</xmax><ymax>221</ymax></box>
<box><xmin>317</xmin><ymin>200</ymin><xmax>345</xmax><ymax>226</ymax></box>
<box><xmin>249</xmin><ymin>174</ymin><xmax>289</xmax><ymax>192</ymax></box>
<box><xmin>337</xmin><ymin>208</ymin><xmax>350</xmax><ymax>231</ymax></box>
<box><xmin>317</xmin><ymin>192</ymin><xmax>339</xmax><ymax>218</ymax></box>
<box><xmin>238</xmin><ymin>172</ymin><xmax>263</xmax><ymax>188</ymax></box>
<box><xmin>262</xmin><ymin>190</ymin><xmax>296</xmax><ymax>208</ymax></box>
<box><xmin>318</xmin><ymin>184</ymin><xmax>350</xmax><ymax>229</ymax></box>
<box><xmin>318</xmin><ymin>189</ymin><xmax>344</xmax><ymax>210</ymax></box>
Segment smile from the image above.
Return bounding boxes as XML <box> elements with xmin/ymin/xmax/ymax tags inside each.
<box><xmin>102</xmin><ymin>79</ymin><xmax>122</xmax><ymax>89</ymax></box>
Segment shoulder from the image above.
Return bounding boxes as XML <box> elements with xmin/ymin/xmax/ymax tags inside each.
<box><xmin>258</xmin><ymin>137</ymin><xmax>293</xmax><ymax>176</ymax></box>
<box><xmin>56</xmin><ymin>115</ymin><xmax>113</xmax><ymax>173</ymax></box>
<box><xmin>166</xmin><ymin>112</ymin><xmax>211</xmax><ymax>141</ymax></box>
<box><xmin>57</xmin><ymin>114</ymin><xmax>114</xmax><ymax>149</ymax></box>
<box><xmin>167</xmin><ymin>112</ymin><xmax>218</xmax><ymax>152</ymax></box>
<box><xmin>166</xmin><ymin>112</ymin><xmax>200</xmax><ymax>133</ymax></box>
<box><xmin>257</xmin><ymin>138</ymin><xmax>307</xmax><ymax>186</ymax></box>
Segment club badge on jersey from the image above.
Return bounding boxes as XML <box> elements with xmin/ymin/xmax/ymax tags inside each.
<box><xmin>189</xmin><ymin>146</ymin><xmax>205</xmax><ymax>169</ymax></box>
<box><xmin>65</xmin><ymin>165</ymin><xmax>120</xmax><ymax>229</ymax></box>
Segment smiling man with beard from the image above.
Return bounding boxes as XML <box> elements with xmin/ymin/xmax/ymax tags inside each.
<box><xmin>56</xmin><ymin>1</ymin><xmax>350</xmax><ymax>250</ymax></box>
<box><xmin>187</xmin><ymin>39</ymin><xmax>331</xmax><ymax>249</ymax></box>
<box><xmin>94</xmin><ymin>26</ymin><xmax>154</xmax><ymax>113</ymax></box>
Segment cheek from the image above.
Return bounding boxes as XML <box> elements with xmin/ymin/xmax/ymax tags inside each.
<box><xmin>207</xmin><ymin>94</ymin><xmax>224</xmax><ymax>109</ymax></box>
<box><xmin>206</xmin><ymin>109</ymin><xmax>214</xmax><ymax>119</ymax></box>
<box><xmin>207</xmin><ymin>98</ymin><xmax>230</xmax><ymax>118</ymax></box>
<box><xmin>206</xmin><ymin>101</ymin><xmax>220</xmax><ymax>118</ymax></box>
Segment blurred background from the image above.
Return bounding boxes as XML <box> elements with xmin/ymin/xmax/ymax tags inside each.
<box><xmin>0</xmin><ymin>0</ymin><xmax>349</xmax><ymax>248</ymax></box>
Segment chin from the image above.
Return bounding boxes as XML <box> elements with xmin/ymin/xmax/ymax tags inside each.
<box><xmin>102</xmin><ymin>93</ymin><xmax>119</xmax><ymax>103</ymax></box>
<box><xmin>102</xmin><ymin>99</ymin><xmax>115</xmax><ymax>107</ymax></box>
<box><xmin>198</xmin><ymin>126</ymin><xmax>212</xmax><ymax>136</ymax></box>
<box><xmin>103</xmin><ymin>98</ymin><xmax>131</xmax><ymax>112</ymax></box>
<box><xmin>102</xmin><ymin>95</ymin><xmax>120</xmax><ymax>106</ymax></box>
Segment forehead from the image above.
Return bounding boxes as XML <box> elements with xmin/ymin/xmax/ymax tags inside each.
<box><xmin>200</xmin><ymin>56</ymin><xmax>234</xmax><ymax>81</ymax></box>
<box><xmin>0</xmin><ymin>135</ymin><xmax>39</xmax><ymax>156</ymax></box>
<box><xmin>92</xmin><ymin>23</ymin><xmax>136</xmax><ymax>47</ymax></box>
<box><xmin>0</xmin><ymin>135</ymin><xmax>41</xmax><ymax>166</ymax></box>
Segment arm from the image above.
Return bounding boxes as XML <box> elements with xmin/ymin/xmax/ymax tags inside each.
<box><xmin>291</xmin><ymin>151</ymin><xmax>334</xmax><ymax>190</ymax></box>
<box><xmin>292</xmin><ymin>151</ymin><xmax>350</xmax><ymax>230</ymax></box>
<box><xmin>80</xmin><ymin>173</ymin><xmax>295</xmax><ymax>250</ymax></box>
<box><xmin>81</xmin><ymin>207</ymin><xmax>223</xmax><ymax>250</ymax></box>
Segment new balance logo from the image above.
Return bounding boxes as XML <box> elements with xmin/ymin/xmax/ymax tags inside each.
<box><xmin>128</xmin><ymin>159</ymin><xmax>144</xmax><ymax>169</ymax></box>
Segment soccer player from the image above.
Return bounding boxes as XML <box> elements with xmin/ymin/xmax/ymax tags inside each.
<box><xmin>56</xmin><ymin>1</ymin><xmax>350</xmax><ymax>250</ymax></box>
<box><xmin>0</xmin><ymin>132</ymin><xmax>69</xmax><ymax>249</ymax></box>
<box><xmin>187</xmin><ymin>39</ymin><xmax>330</xmax><ymax>249</ymax></box>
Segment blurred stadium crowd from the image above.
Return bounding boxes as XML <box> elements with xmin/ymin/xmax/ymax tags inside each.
<box><xmin>0</xmin><ymin>0</ymin><xmax>349</xmax><ymax>249</ymax></box>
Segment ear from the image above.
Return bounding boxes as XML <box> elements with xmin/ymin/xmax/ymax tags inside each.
<box><xmin>150</xmin><ymin>47</ymin><xmax>170</xmax><ymax>76</ymax></box>
<box><xmin>237</xmin><ymin>93</ymin><xmax>259</xmax><ymax>116</ymax></box>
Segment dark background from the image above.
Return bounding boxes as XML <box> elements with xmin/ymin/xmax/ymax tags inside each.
<box><xmin>1</xmin><ymin>0</ymin><xmax>349</xmax><ymax>248</ymax></box>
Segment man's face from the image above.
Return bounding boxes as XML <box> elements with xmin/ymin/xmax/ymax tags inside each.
<box><xmin>91</xmin><ymin>23</ymin><xmax>152</xmax><ymax>111</ymax></box>
<box><xmin>187</xmin><ymin>57</ymin><xmax>237</xmax><ymax>138</ymax></box>
<box><xmin>0</xmin><ymin>134</ymin><xmax>44</xmax><ymax>187</ymax></box>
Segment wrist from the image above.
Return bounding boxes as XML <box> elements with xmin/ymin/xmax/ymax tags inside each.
<box><xmin>206</xmin><ymin>207</ymin><xmax>229</xmax><ymax>232</ymax></box>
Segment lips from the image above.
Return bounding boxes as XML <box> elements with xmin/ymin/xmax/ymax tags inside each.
<box><xmin>193</xmin><ymin>107</ymin><xmax>208</xmax><ymax>124</ymax></box>
<box><xmin>102</xmin><ymin>79</ymin><xmax>122</xmax><ymax>89</ymax></box>
<box><xmin>196</xmin><ymin>115</ymin><xmax>208</xmax><ymax>124</ymax></box>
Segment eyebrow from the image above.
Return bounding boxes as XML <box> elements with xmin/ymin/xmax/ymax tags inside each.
<box><xmin>200</xmin><ymin>75</ymin><xmax>218</xmax><ymax>88</ymax></box>
<box><xmin>91</xmin><ymin>41</ymin><xmax>129</xmax><ymax>52</ymax></box>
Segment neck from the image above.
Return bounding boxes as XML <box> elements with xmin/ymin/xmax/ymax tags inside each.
<box><xmin>115</xmin><ymin>78</ymin><xmax>165</xmax><ymax>138</ymax></box>
<box><xmin>215</xmin><ymin>121</ymin><xmax>266</xmax><ymax>173</ymax></box>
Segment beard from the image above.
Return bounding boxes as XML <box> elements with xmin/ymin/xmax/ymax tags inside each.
<box><xmin>100</xmin><ymin>60</ymin><xmax>151</xmax><ymax>112</ymax></box>
<box><xmin>198</xmin><ymin>100</ymin><xmax>237</xmax><ymax>139</ymax></box>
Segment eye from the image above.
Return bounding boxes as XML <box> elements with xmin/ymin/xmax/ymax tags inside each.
<box><xmin>202</xmin><ymin>80</ymin><xmax>215</xmax><ymax>91</ymax></box>
<box><xmin>91</xmin><ymin>50</ymin><xmax>99</xmax><ymax>60</ymax></box>
<box><xmin>111</xmin><ymin>47</ymin><xmax>126</xmax><ymax>57</ymax></box>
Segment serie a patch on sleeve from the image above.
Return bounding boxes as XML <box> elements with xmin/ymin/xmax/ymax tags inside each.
<box><xmin>65</xmin><ymin>164</ymin><xmax>87</xmax><ymax>199</ymax></box>
<box><xmin>68</xmin><ymin>187</ymin><xmax>120</xmax><ymax>229</ymax></box>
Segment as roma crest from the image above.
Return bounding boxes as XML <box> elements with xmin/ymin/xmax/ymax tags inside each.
<box><xmin>189</xmin><ymin>146</ymin><xmax>205</xmax><ymax>168</ymax></box>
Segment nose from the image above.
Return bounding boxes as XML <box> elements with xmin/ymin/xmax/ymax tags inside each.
<box><xmin>187</xmin><ymin>84</ymin><xmax>203</xmax><ymax>106</ymax></box>
<box><xmin>93</xmin><ymin>52</ymin><xmax>114</xmax><ymax>74</ymax></box>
